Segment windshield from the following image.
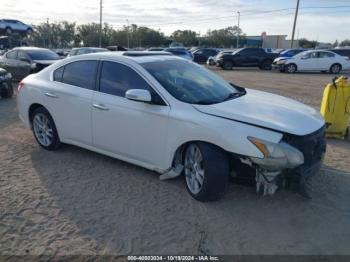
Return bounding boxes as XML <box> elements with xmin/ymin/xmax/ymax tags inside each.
<box><xmin>27</xmin><ymin>49</ymin><xmax>60</xmax><ymax>60</ymax></box>
<box><xmin>142</xmin><ymin>59</ymin><xmax>239</xmax><ymax>105</ymax></box>
<box><xmin>232</xmin><ymin>48</ymin><xmax>243</xmax><ymax>55</ymax></box>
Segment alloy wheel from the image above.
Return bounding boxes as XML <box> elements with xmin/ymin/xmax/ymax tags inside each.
<box><xmin>184</xmin><ymin>144</ymin><xmax>205</xmax><ymax>194</ymax></box>
<box><xmin>33</xmin><ymin>113</ymin><xmax>54</xmax><ymax>146</ymax></box>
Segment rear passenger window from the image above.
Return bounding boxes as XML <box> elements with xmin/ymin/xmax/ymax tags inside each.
<box><xmin>6</xmin><ymin>51</ymin><xmax>17</xmax><ymax>59</ymax></box>
<box><xmin>61</xmin><ymin>61</ymin><xmax>98</xmax><ymax>90</ymax></box>
<box><xmin>53</xmin><ymin>66</ymin><xmax>64</xmax><ymax>81</ymax></box>
<box><xmin>100</xmin><ymin>61</ymin><xmax>152</xmax><ymax>97</ymax></box>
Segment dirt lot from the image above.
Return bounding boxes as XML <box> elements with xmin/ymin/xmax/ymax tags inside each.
<box><xmin>1</xmin><ymin>69</ymin><xmax>350</xmax><ymax>256</ymax></box>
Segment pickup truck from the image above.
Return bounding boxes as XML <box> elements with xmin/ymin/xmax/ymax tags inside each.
<box><xmin>216</xmin><ymin>48</ymin><xmax>279</xmax><ymax>70</ymax></box>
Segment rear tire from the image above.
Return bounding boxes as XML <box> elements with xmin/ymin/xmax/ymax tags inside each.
<box><xmin>31</xmin><ymin>107</ymin><xmax>61</xmax><ymax>150</ymax></box>
<box><xmin>330</xmin><ymin>63</ymin><xmax>341</xmax><ymax>74</ymax></box>
<box><xmin>222</xmin><ymin>61</ymin><xmax>233</xmax><ymax>70</ymax></box>
<box><xmin>260</xmin><ymin>60</ymin><xmax>272</xmax><ymax>70</ymax></box>
<box><xmin>0</xmin><ymin>82</ymin><xmax>13</xmax><ymax>98</ymax></box>
<box><xmin>286</xmin><ymin>63</ymin><xmax>297</xmax><ymax>73</ymax></box>
<box><xmin>183</xmin><ymin>142</ymin><xmax>229</xmax><ymax>201</ymax></box>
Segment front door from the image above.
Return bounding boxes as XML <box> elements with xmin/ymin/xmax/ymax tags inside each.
<box><xmin>92</xmin><ymin>61</ymin><xmax>170</xmax><ymax>167</ymax></box>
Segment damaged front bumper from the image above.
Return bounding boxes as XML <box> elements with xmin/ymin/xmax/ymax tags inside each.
<box><xmin>243</xmin><ymin>126</ymin><xmax>327</xmax><ymax>197</ymax></box>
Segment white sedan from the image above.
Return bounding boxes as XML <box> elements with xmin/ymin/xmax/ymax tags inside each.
<box><xmin>17</xmin><ymin>52</ymin><xmax>326</xmax><ymax>201</ymax></box>
<box><xmin>273</xmin><ymin>50</ymin><xmax>350</xmax><ymax>73</ymax></box>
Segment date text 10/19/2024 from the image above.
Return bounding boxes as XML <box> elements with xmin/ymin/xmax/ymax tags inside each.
<box><xmin>127</xmin><ymin>255</ymin><xmax>220</xmax><ymax>261</ymax></box>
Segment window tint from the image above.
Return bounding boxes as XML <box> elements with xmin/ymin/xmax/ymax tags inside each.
<box><xmin>53</xmin><ymin>66</ymin><xmax>64</xmax><ymax>82</ymax></box>
<box><xmin>6</xmin><ymin>50</ymin><xmax>17</xmax><ymax>59</ymax></box>
<box><xmin>17</xmin><ymin>51</ymin><xmax>29</xmax><ymax>61</ymax></box>
<box><xmin>319</xmin><ymin>52</ymin><xmax>335</xmax><ymax>58</ymax></box>
<box><xmin>61</xmin><ymin>60</ymin><xmax>98</xmax><ymax>90</ymax></box>
<box><xmin>100</xmin><ymin>61</ymin><xmax>153</xmax><ymax>97</ymax></box>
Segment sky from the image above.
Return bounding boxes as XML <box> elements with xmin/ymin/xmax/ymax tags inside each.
<box><xmin>0</xmin><ymin>0</ymin><xmax>349</xmax><ymax>42</ymax></box>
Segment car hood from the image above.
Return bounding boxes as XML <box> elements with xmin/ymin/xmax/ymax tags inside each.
<box><xmin>193</xmin><ymin>89</ymin><xmax>325</xmax><ymax>136</ymax></box>
<box><xmin>274</xmin><ymin>56</ymin><xmax>292</xmax><ymax>62</ymax></box>
<box><xmin>33</xmin><ymin>60</ymin><xmax>59</xmax><ymax>65</ymax></box>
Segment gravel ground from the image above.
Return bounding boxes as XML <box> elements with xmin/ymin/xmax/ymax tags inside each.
<box><xmin>1</xmin><ymin>69</ymin><xmax>350</xmax><ymax>256</ymax></box>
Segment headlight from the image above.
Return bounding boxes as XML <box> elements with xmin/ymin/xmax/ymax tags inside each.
<box><xmin>248</xmin><ymin>137</ymin><xmax>304</xmax><ymax>170</ymax></box>
<box><xmin>6</xmin><ymin>73</ymin><xmax>12</xmax><ymax>79</ymax></box>
<box><xmin>276</xmin><ymin>59</ymin><xmax>288</xmax><ymax>64</ymax></box>
<box><xmin>30</xmin><ymin>63</ymin><xmax>37</xmax><ymax>69</ymax></box>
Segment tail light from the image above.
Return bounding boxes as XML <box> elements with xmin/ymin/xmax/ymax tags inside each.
<box><xmin>17</xmin><ymin>81</ymin><xmax>25</xmax><ymax>93</ymax></box>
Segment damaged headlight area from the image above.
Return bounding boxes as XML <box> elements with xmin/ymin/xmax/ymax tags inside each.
<box><xmin>248</xmin><ymin>137</ymin><xmax>304</xmax><ymax>170</ymax></box>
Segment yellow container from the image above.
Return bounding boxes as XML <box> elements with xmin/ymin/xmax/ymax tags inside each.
<box><xmin>320</xmin><ymin>76</ymin><xmax>350</xmax><ymax>138</ymax></box>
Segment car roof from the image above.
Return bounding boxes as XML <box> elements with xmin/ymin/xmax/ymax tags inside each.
<box><xmin>68</xmin><ymin>51</ymin><xmax>182</xmax><ymax>64</ymax></box>
<box><xmin>71</xmin><ymin>47</ymin><xmax>108</xmax><ymax>51</ymax></box>
<box><xmin>12</xmin><ymin>47</ymin><xmax>52</xmax><ymax>52</ymax></box>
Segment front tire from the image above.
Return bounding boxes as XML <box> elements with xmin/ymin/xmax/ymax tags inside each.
<box><xmin>31</xmin><ymin>107</ymin><xmax>61</xmax><ymax>150</ymax></box>
<box><xmin>260</xmin><ymin>60</ymin><xmax>272</xmax><ymax>70</ymax></box>
<box><xmin>0</xmin><ymin>82</ymin><xmax>13</xmax><ymax>98</ymax></box>
<box><xmin>286</xmin><ymin>63</ymin><xmax>297</xmax><ymax>73</ymax></box>
<box><xmin>184</xmin><ymin>142</ymin><xmax>229</xmax><ymax>201</ymax></box>
<box><xmin>330</xmin><ymin>63</ymin><xmax>341</xmax><ymax>74</ymax></box>
<box><xmin>222</xmin><ymin>61</ymin><xmax>233</xmax><ymax>70</ymax></box>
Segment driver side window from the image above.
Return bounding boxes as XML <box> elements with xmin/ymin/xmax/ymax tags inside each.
<box><xmin>99</xmin><ymin>61</ymin><xmax>166</xmax><ymax>105</ymax></box>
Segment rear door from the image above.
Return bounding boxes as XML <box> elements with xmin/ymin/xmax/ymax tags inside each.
<box><xmin>16</xmin><ymin>50</ymin><xmax>32</xmax><ymax>79</ymax></box>
<box><xmin>0</xmin><ymin>50</ymin><xmax>18</xmax><ymax>78</ymax></box>
<box><xmin>91</xmin><ymin>60</ymin><xmax>170</xmax><ymax>167</ymax></box>
<box><xmin>318</xmin><ymin>52</ymin><xmax>335</xmax><ymax>70</ymax></box>
<box><xmin>44</xmin><ymin>60</ymin><xmax>99</xmax><ymax>145</ymax></box>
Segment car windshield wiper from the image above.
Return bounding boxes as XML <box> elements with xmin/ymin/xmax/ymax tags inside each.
<box><xmin>222</xmin><ymin>91</ymin><xmax>245</xmax><ymax>102</ymax></box>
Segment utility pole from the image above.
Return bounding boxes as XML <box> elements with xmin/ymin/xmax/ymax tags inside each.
<box><xmin>126</xmin><ymin>19</ymin><xmax>130</xmax><ymax>49</ymax></box>
<box><xmin>47</xmin><ymin>18</ymin><xmax>50</xmax><ymax>48</ymax></box>
<box><xmin>290</xmin><ymin>0</ymin><xmax>300</xmax><ymax>48</ymax></box>
<box><xmin>236</xmin><ymin>11</ymin><xmax>240</xmax><ymax>48</ymax></box>
<box><xmin>99</xmin><ymin>0</ymin><xmax>103</xmax><ymax>47</ymax></box>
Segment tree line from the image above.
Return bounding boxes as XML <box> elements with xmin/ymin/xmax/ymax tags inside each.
<box><xmin>25</xmin><ymin>21</ymin><xmax>245</xmax><ymax>49</ymax></box>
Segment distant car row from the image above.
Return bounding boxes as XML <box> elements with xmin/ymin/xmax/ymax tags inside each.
<box><xmin>206</xmin><ymin>47</ymin><xmax>350</xmax><ymax>74</ymax></box>
<box><xmin>1</xmin><ymin>45</ymin><xmax>350</xmax><ymax>81</ymax></box>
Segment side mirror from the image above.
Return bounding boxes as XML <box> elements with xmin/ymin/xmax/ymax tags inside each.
<box><xmin>301</xmin><ymin>56</ymin><xmax>308</xmax><ymax>60</ymax></box>
<box><xmin>125</xmin><ymin>89</ymin><xmax>152</xmax><ymax>103</ymax></box>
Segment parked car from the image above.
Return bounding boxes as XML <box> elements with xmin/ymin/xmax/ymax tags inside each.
<box><xmin>0</xmin><ymin>19</ymin><xmax>33</xmax><ymax>35</ymax></box>
<box><xmin>68</xmin><ymin>47</ymin><xmax>109</xmax><ymax>57</ymax></box>
<box><xmin>272</xmin><ymin>50</ymin><xmax>350</xmax><ymax>74</ymax></box>
<box><xmin>0</xmin><ymin>68</ymin><xmax>13</xmax><ymax>98</ymax></box>
<box><xmin>17</xmin><ymin>52</ymin><xmax>326</xmax><ymax>200</ymax></box>
<box><xmin>0</xmin><ymin>47</ymin><xmax>61</xmax><ymax>80</ymax></box>
<box><xmin>207</xmin><ymin>50</ymin><xmax>234</xmax><ymax>66</ymax></box>
<box><xmin>330</xmin><ymin>48</ymin><xmax>350</xmax><ymax>59</ymax></box>
<box><xmin>278</xmin><ymin>48</ymin><xmax>306</xmax><ymax>58</ymax></box>
<box><xmin>147</xmin><ymin>47</ymin><xmax>165</xmax><ymax>51</ymax></box>
<box><xmin>216</xmin><ymin>48</ymin><xmax>279</xmax><ymax>70</ymax></box>
<box><xmin>192</xmin><ymin>48</ymin><xmax>219</xmax><ymax>63</ymax></box>
<box><xmin>164</xmin><ymin>48</ymin><xmax>193</xmax><ymax>61</ymax></box>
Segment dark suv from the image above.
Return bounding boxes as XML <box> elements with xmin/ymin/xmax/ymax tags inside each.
<box><xmin>0</xmin><ymin>47</ymin><xmax>61</xmax><ymax>80</ymax></box>
<box><xmin>192</xmin><ymin>48</ymin><xmax>219</xmax><ymax>63</ymax></box>
<box><xmin>329</xmin><ymin>48</ymin><xmax>350</xmax><ymax>59</ymax></box>
<box><xmin>216</xmin><ymin>48</ymin><xmax>278</xmax><ymax>70</ymax></box>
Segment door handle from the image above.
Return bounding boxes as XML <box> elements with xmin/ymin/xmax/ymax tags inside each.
<box><xmin>93</xmin><ymin>103</ymin><xmax>109</xmax><ymax>111</ymax></box>
<box><xmin>45</xmin><ymin>92</ymin><xmax>58</xmax><ymax>98</ymax></box>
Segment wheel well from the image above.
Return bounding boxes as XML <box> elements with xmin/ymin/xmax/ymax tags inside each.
<box><xmin>287</xmin><ymin>63</ymin><xmax>297</xmax><ymax>69</ymax></box>
<box><xmin>331</xmin><ymin>63</ymin><xmax>342</xmax><ymax>70</ymax></box>
<box><xmin>171</xmin><ymin>140</ymin><xmax>228</xmax><ymax>167</ymax></box>
<box><xmin>28</xmin><ymin>103</ymin><xmax>45</xmax><ymax>123</ymax></box>
<box><xmin>262</xmin><ymin>59</ymin><xmax>272</xmax><ymax>64</ymax></box>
